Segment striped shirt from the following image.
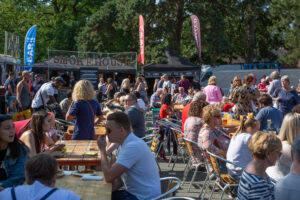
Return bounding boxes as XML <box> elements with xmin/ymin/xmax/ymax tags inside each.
<box><xmin>238</xmin><ymin>170</ymin><xmax>274</xmax><ymax>200</ymax></box>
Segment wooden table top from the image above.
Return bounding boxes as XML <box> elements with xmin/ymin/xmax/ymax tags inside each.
<box><xmin>174</xmin><ymin>104</ymin><xmax>184</xmax><ymax>111</ymax></box>
<box><xmin>56</xmin><ymin>172</ymin><xmax>111</xmax><ymax>200</ymax></box>
<box><xmin>53</xmin><ymin>140</ymin><xmax>101</xmax><ymax>166</ymax></box>
<box><xmin>66</xmin><ymin>125</ymin><xmax>106</xmax><ymax>140</ymax></box>
<box><xmin>222</xmin><ymin>118</ymin><xmax>241</xmax><ymax>128</ymax></box>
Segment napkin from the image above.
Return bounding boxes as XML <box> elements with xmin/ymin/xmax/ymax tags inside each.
<box><xmin>84</xmin><ymin>151</ymin><xmax>98</xmax><ymax>156</ymax></box>
<box><xmin>63</xmin><ymin>171</ymin><xmax>75</xmax><ymax>176</ymax></box>
<box><xmin>81</xmin><ymin>176</ymin><xmax>103</xmax><ymax>181</ymax></box>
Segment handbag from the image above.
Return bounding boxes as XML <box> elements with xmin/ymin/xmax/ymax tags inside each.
<box><xmin>12</xmin><ymin>109</ymin><xmax>31</xmax><ymax>122</ymax></box>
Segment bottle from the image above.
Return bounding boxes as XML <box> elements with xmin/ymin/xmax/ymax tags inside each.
<box><xmin>267</xmin><ymin>119</ymin><xmax>277</xmax><ymax>134</ymax></box>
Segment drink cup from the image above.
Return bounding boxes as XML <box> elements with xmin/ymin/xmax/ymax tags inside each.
<box><xmin>222</xmin><ymin>118</ymin><xmax>228</xmax><ymax>126</ymax></box>
<box><xmin>248</xmin><ymin>113</ymin><xmax>253</xmax><ymax>118</ymax></box>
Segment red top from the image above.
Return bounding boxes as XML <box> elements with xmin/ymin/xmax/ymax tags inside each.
<box><xmin>181</xmin><ymin>103</ymin><xmax>191</xmax><ymax>132</ymax></box>
<box><xmin>159</xmin><ymin>104</ymin><xmax>170</xmax><ymax>119</ymax></box>
<box><xmin>178</xmin><ymin>79</ymin><xmax>190</xmax><ymax>93</ymax></box>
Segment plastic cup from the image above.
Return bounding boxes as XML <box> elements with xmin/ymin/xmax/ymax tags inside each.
<box><xmin>248</xmin><ymin>113</ymin><xmax>253</xmax><ymax>118</ymax></box>
<box><xmin>222</xmin><ymin>118</ymin><xmax>228</xmax><ymax>126</ymax></box>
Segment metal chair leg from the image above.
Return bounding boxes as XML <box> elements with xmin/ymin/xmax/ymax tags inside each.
<box><xmin>182</xmin><ymin>158</ymin><xmax>191</xmax><ymax>184</ymax></box>
<box><xmin>188</xmin><ymin>164</ymin><xmax>200</xmax><ymax>192</ymax></box>
<box><xmin>209</xmin><ymin>181</ymin><xmax>217</xmax><ymax>200</ymax></box>
<box><xmin>171</xmin><ymin>154</ymin><xmax>178</xmax><ymax>171</ymax></box>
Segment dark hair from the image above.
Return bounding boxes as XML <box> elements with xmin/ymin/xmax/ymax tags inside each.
<box><xmin>161</xmin><ymin>93</ymin><xmax>172</xmax><ymax>106</ymax></box>
<box><xmin>292</xmin><ymin>104</ymin><xmax>300</xmax><ymax>114</ymax></box>
<box><xmin>107</xmin><ymin>112</ymin><xmax>131</xmax><ymax>133</ymax></box>
<box><xmin>133</xmin><ymin>91</ymin><xmax>141</xmax><ymax>99</ymax></box>
<box><xmin>25</xmin><ymin>154</ymin><xmax>57</xmax><ymax>185</ymax></box>
<box><xmin>259</xmin><ymin>94</ymin><xmax>273</xmax><ymax>106</ymax></box>
<box><xmin>0</xmin><ymin>114</ymin><xmax>27</xmax><ymax>158</ymax></box>
<box><xmin>18</xmin><ymin>72</ymin><xmax>22</xmax><ymax>76</ymax></box>
<box><xmin>126</xmin><ymin>93</ymin><xmax>137</xmax><ymax>101</ymax></box>
<box><xmin>66</xmin><ymin>90</ymin><xmax>72</xmax><ymax>98</ymax></box>
<box><xmin>188</xmin><ymin>100</ymin><xmax>208</xmax><ymax>117</ymax></box>
<box><xmin>9</xmin><ymin>72</ymin><xmax>14</xmax><ymax>76</ymax></box>
<box><xmin>30</xmin><ymin>111</ymin><xmax>49</xmax><ymax>154</ymax></box>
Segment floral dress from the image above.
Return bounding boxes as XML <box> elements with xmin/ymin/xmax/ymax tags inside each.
<box><xmin>231</xmin><ymin>85</ymin><xmax>259</xmax><ymax>119</ymax></box>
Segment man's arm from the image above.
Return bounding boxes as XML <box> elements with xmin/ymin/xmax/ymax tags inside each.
<box><xmin>7</xmin><ymin>84</ymin><xmax>14</xmax><ymax>96</ymax></box>
<box><xmin>16</xmin><ymin>81</ymin><xmax>23</xmax><ymax>107</ymax></box>
<box><xmin>49</xmin><ymin>95</ymin><xmax>56</xmax><ymax>103</ymax></box>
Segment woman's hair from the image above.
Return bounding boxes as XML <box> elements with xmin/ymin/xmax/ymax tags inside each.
<box><xmin>278</xmin><ymin>113</ymin><xmax>300</xmax><ymax>145</ymax></box>
<box><xmin>0</xmin><ymin>114</ymin><xmax>27</xmax><ymax>158</ymax></box>
<box><xmin>121</xmin><ymin>78</ymin><xmax>130</xmax><ymax>89</ymax></box>
<box><xmin>281</xmin><ymin>75</ymin><xmax>290</xmax><ymax>83</ymax></box>
<box><xmin>202</xmin><ymin>105</ymin><xmax>221</xmax><ymax>124</ymax></box>
<box><xmin>25</xmin><ymin>154</ymin><xmax>57</xmax><ymax>185</ymax></box>
<box><xmin>161</xmin><ymin>93</ymin><xmax>172</xmax><ymax>106</ymax></box>
<box><xmin>137</xmin><ymin>77</ymin><xmax>143</xmax><ymax>82</ymax></box>
<box><xmin>236</xmin><ymin>116</ymin><xmax>259</xmax><ymax>134</ymax></box>
<box><xmin>208</xmin><ymin>76</ymin><xmax>217</xmax><ymax>85</ymax></box>
<box><xmin>292</xmin><ymin>104</ymin><xmax>300</xmax><ymax>114</ymax></box>
<box><xmin>72</xmin><ymin>80</ymin><xmax>95</xmax><ymax>101</ymax></box>
<box><xmin>188</xmin><ymin>100</ymin><xmax>209</xmax><ymax>118</ymax></box>
<box><xmin>248</xmin><ymin>131</ymin><xmax>282</xmax><ymax>159</ymax></box>
<box><xmin>232</xmin><ymin>76</ymin><xmax>241</xmax><ymax>87</ymax></box>
<box><xmin>188</xmin><ymin>88</ymin><xmax>194</xmax><ymax>96</ymax></box>
<box><xmin>243</xmin><ymin>75</ymin><xmax>254</xmax><ymax>86</ymax></box>
<box><xmin>30</xmin><ymin>111</ymin><xmax>49</xmax><ymax>154</ymax></box>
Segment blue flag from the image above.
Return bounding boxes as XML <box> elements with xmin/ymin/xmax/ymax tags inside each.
<box><xmin>24</xmin><ymin>25</ymin><xmax>37</xmax><ymax>71</ymax></box>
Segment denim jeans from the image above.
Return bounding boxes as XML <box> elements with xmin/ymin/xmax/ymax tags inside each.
<box><xmin>112</xmin><ymin>190</ymin><xmax>138</xmax><ymax>200</ymax></box>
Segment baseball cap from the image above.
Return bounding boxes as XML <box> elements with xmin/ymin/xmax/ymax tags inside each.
<box><xmin>55</xmin><ymin>76</ymin><xmax>66</xmax><ymax>84</ymax></box>
<box><xmin>223</xmin><ymin>104</ymin><xmax>234</xmax><ymax>112</ymax></box>
<box><xmin>22</xmin><ymin>70</ymin><xmax>30</xmax><ymax>76</ymax></box>
<box><xmin>34</xmin><ymin>74</ymin><xmax>41</xmax><ymax>78</ymax></box>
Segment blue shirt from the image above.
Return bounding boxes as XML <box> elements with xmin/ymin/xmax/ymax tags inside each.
<box><xmin>69</xmin><ymin>100</ymin><xmax>102</xmax><ymax>140</ymax></box>
<box><xmin>272</xmin><ymin>88</ymin><xmax>300</xmax><ymax>116</ymax></box>
<box><xmin>4</xmin><ymin>78</ymin><xmax>15</xmax><ymax>96</ymax></box>
<box><xmin>255</xmin><ymin>106</ymin><xmax>283</xmax><ymax>132</ymax></box>
<box><xmin>150</xmin><ymin>93</ymin><xmax>161</xmax><ymax>108</ymax></box>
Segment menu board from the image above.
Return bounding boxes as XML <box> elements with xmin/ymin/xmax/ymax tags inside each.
<box><xmin>80</xmin><ymin>68</ymin><xmax>99</xmax><ymax>89</ymax></box>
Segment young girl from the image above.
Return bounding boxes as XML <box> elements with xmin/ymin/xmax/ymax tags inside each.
<box><xmin>45</xmin><ymin>112</ymin><xmax>58</xmax><ymax>146</ymax></box>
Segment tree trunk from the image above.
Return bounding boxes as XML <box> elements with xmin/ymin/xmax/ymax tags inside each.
<box><xmin>174</xmin><ymin>0</ymin><xmax>185</xmax><ymax>53</ymax></box>
<box><xmin>246</xmin><ymin>4</ymin><xmax>255</xmax><ymax>63</ymax></box>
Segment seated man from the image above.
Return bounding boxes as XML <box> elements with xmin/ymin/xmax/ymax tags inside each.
<box><xmin>0</xmin><ymin>154</ymin><xmax>80</xmax><ymax>200</ymax></box>
<box><xmin>275</xmin><ymin>135</ymin><xmax>300</xmax><ymax>199</ymax></box>
<box><xmin>255</xmin><ymin>94</ymin><xmax>283</xmax><ymax>132</ymax></box>
<box><xmin>150</xmin><ymin>88</ymin><xmax>163</xmax><ymax>108</ymax></box>
<box><xmin>97</xmin><ymin>112</ymin><xmax>161</xmax><ymax>200</ymax></box>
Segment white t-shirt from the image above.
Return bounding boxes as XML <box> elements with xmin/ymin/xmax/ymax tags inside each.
<box><xmin>116</xmin><ymin>133</ymin><xmax>161</xmax><ymax>200</ymax></box>
<box><xmin>98</xmin><ymin>82</ymin><xmax>106</xmax><ymax>94</ymax></box>
<box><xmin>137</xmin><ymin>99</ymin><xmax>146</xmax><ymax>111</ymax></box>
<box><xmin>31</xmin><ymin>82</ymin><xmax>55</xmax><ymax>108</ymax></box>
<box><xmin>0</xmin><ymin>180</ymin><xmax>80</xmax><ymax>200</ymax></box>
<box><xmin>162</xmin><ymin>80</ymin><xmax>171</xmax><ymax>89</ymax></box>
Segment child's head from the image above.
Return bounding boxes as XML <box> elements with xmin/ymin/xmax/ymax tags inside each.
<box><xmin>222</xmin><ymin>96</ymin><xmax>230</xmax><ymax>104</ymax></box>
<box><xmin>48</xmin><ymin>112</ymin><xmax>55</xmax><ymax>129</ymax></box>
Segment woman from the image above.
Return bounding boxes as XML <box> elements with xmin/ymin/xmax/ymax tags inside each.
<box><xmin>105</xmin><ymin>78</ymin><xmax>117</xmax><ymax>100</ymax></box>
<box><xmin>258</xmin><ymin>78</ymin><xmax>267</xmax><ymax>93</ymax></box>
<box><xmin>135</xmin><ymin>76</ymin><xmax>146</xmax><ymax>100</ymax></box>
<box><xmin>226</xmin><ymin>117</ymin><xmax>260</xmax><ymax>179</ymax></box>
<box><xmin>238</xmin><ymin>131</ymin><xmax>282</xmax><ymax>199</ymax></box>
<box><xmin>229</xmin><ymin>76</ymin><xmax>242</xmax><ymax>96</ymax></box>
<box><xmin>231</xmin><ymin>74</ymin><xmax>259</xmax><ymax>120</ymax></box>
<box><xmin>272</xmin><ymin>75</ymin><xmax>300</xmax><ymax>116</ymax></box>
<box><xmin>184</xmin><ymin>100</ymin><xmax>208</xmax><ymax>164</ymax></box>
<box><xmin>199</xmin><ymin>105</ymin><xmax>231</xmax><ymax>158</ymax></box>
<box><xmin>120</xmin><ymin>78</ymin><xmax>131</xmax><ymax>94</ymax></box>
<box><xmin>159</xmin><ymin>93</ymin><xmax>175</xmax><ymax>119</ymax></box>
<box><xmin>266</xmin><ymin>113</ymin><xmax>300</xmax><ymax>181</ymax></box>
<box><xmin>203</xmin><ymin>76</ymin><xmax>223</xmax><ymax>105</ymax></box>
<box><xmin>20</xmin><ymin>111</ymin><xmax>64</xmax><ymax>158</ymax></box>
<box><xmin>66</xmin><ymin>80</ymin><xmax>103</xmax><ymax>140</ymax></box>
<box><xmin>0</xmin><ymin>114</ymin><xmax>28</xmax><ymax>189</ymax></box>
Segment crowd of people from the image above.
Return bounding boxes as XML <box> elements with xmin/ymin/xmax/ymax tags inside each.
<box><xmin>0</xmin><ymin>69</ymin><xmax>300</xmax><ymax>199</ymax></box>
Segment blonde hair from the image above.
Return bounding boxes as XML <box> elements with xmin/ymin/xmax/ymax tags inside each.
<box><xmin>235</xmin><ymin>116</ymin><xmax>259</xmax><ymax>135</ymax></box>
<box><xmin>248</xmin><ymin>131</ymin><xmax>282</xmax><ymax>159</ymax></box>
<box><xmin>202</xmin><ymin>105</ymin><xmax>220</xmax><ymax>124</ymax></box>
<box><xmin>278</xmin><ymin>113</ymin><xmax>300</xmax><ymax>145</ymax></box>
<box><xmin>233</xmin><ymin>76</ymin><xmax>241</xmax><ymax>87</ymax></box>
<box><xmin>72</xmin><ymin>80</ymin><xmax>95</xmax><ymax>101</ymax></box>
<box><xmin>121</xmin><ymin>78</ymin><xmax>130</xmax><ymax>90</ymax></box>
<box><xmin>208</xmin><ymin>76</ymin><xmax>217</xmax><ymax>85</ymax></box>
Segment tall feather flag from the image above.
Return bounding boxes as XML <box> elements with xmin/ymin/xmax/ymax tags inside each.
<box><xmin>138</xmin><ymin>15</ymin><xmax>145</xmax><ymax>65</ymax></box>
<box><xmin>24</xmin><ymin>25</ymin><xmax>37</xmax><ymax>71</ymax></box>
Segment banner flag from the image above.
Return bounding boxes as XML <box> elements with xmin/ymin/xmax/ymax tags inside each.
<box><xmin>24</xmin><ymin>25</ymin><xmax>37</xmax><ymax>71</ymax></box>
<box><xmin>190</xmin><ymin>15</ymin><xmax>202</xmax><ymax>65</ymax></box>
<box><xmin>137</xmin><ymin>15</ymin><xmax>145</xmax><ymax>65</ymax></box>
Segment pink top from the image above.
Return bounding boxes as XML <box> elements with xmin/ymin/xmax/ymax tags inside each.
<box><xmin>203</xmin><ymin>85</ymin><xmax>223</xmax><ymax>104</ymax></box>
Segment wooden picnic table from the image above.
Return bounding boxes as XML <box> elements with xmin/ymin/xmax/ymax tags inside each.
<box><xmin>174</xmin><ymin>104</ymin><xmax>184</xmax><ymax>111</ymax></box>
<box><xmin>66</xmin><ymin>125</ymin><xmax>106</xmax><ymax>140</ymax></box>
<box><xmin>56</xmin><ymin>172</ymin><xmax>111</xmax><ymax>200</ymax></box>
<box><xmin>54</xmin><ymin>140</ymin><xmax>101</xmax><ymax>167</ymax></box>
<box><xmin>222</xmin><ymin>118</ymin><xmax>240</xmax><ymax>128</ymax></box>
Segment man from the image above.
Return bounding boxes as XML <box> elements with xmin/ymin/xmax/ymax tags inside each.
<box><xmin>97</xmin><ymin>112</ymin><xmax>161</xmax><ymax>200</ymax></box>
<box><xmin>4</xmin><ymin>72</ymin><xmax>15</xmax><ymax>113</ymax></box>
<box><xmin>175</xmin><ymin>87</ymin><xmax>187</xmax><ymax>104</ymax></box>
<box><xmin>181</xmin><ymin>91</ymin><xmax>206</xmax><ymax>131</ymax></box>
<box><xmin>0</xmin><ymin>154</ymin><xmax>80</xmax><ymax>200</ymax></box>
<box><xmin>178</xmin><ymin>74</ymin><xmax>190</xmax><ymax>93</ymax></box>
<box><xmin>267</xmin><ymin>71</ymin><xmax>281</xmax><ymax>95</ymax></box>
<box><xmin>157</xmin><ymin>76</ymin><xmax>164</xmax><ymax>89</ymax></box>
<box><xmin>275</xmin><ymin>135</ymin><xmax>300</xmax><ymax>200</ymax></box>
<box><xmin>59</xmin><ymin>90</ymin><xmax>72</xmax><ymax>116</ymax></box>
<box><xmin>150</xmin><ymin>88</ymin><xmax>163</xmax><ymax>108</ymax></box>
<box><xmin>16</xmin><ymin>71</ymin><xmax>31</xmax><ymax>111</ymax></box>
<box><xmin>31</xmin><ymin>76</ymin><xmax>66</xmax><ymax>112</ymax></box>
<box><xmin>13</xmin><ymin>72</ymin><xmax>22</xmax><ymax>87</ymax></box>
<box><xmin>124</xmin><ymin>93</ymin><xmax>145</xmax><ymax>138</ymax></box>
<box><xmin>255</xmin><ymin>94</ymin><xmax>282</xmax><ymax>132</ymax></box>
<box><xmin>98</xmin><ymin>78</ymin><xmax>106</xmax><ymax>101</ymax></box>
<box><xmin>31</xmin><ymin>74</ymin><xmax>44</xmax><ymax>96</ymax></box>
<box><xmin>162</xmin><ymin>74</ymin><xmax>171</xmax><ymax>92</ymax></box>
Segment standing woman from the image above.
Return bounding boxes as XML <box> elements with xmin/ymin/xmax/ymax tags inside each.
<box><xmin>120</xmin><ymin>78</ymin><xmax>131</xmax><ymax>94</ymax></box>
<box><xmin>136</xmin><ymin>76</ymin><xmax>146</xmax><ymax>100</ymax></box>
<box><xmin>272</xmin><ymin>75</ymin><xmax>300</xmax><ymax>116</ymax></box>
<box><xmin>106</xmin><ymin>78</ymin><xmax>117</xmax><ymax>100</ymax></box>
<box><xmin>229</xmin><ymin>76</ymin><xmax>242</xmax><ymax>98</ymax></box>
<box><xmin>0</xmin><ymin>114</ymin><xmax>28</xmax><ymax>189</ymax></box>
<box><xmin>203</xmin><ymin>76</ymin><xmax>223</xmax><ymax>105</ymax></box>
<box><xmin>66</xmin><ymin>80</ymin><xmax>103</xmax><ymax>140</ymax></box>
<box><xmin>20</xmin><ymin>111</ymin><xmax>64</xmax><ymax>157</ymax></box>
<box><xmin>231</xmin><ymin>74</ymin><xmax>259</xmax><ymax>119</ymax></box>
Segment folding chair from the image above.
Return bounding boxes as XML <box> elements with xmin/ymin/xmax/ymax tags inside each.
<box><xmin>151</xmin><ymin>177</ymin><xmax>181</xmax><ymax>200</ymax></box>
<box><xmin>206</xmin><ymin>151</ymin><xmax>241</xmax><ymax>200</ymax></box>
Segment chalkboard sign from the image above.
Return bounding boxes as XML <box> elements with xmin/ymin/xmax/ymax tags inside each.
<box><xmin>80</xmin><ymin>68</ymin><xmax>99</xmax><ymax>89</ymax></box>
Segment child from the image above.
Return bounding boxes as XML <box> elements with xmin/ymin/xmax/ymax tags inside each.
<box><xmin>45</xmin><ymin>112</ymin><xmax>58</xmax><ymax>146</ymax></box>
